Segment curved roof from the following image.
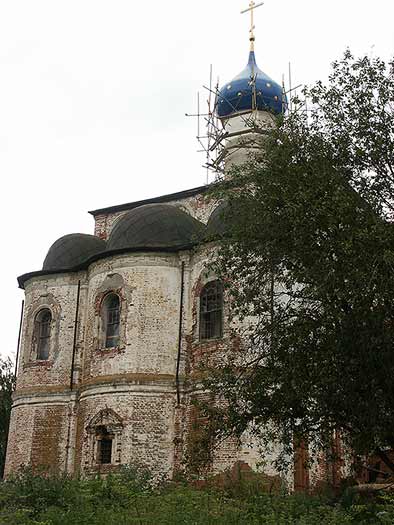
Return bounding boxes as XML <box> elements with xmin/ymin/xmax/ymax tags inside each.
<box><xmin>216</xmin><ymin>51</ymin><xmax>284</xmax><ymax>118</ymax></box>
<box><xmin>43</xmin><ymin>234</ymin><xmax>106</xmax><ymax>271</ymax></box>
<box><xmin>107</xmin><ymin>204</ymin><xmax>205</xmax><ymax>251</ymax></box>
<box><xmin>19</xmin><ymin>197</ymin><xmax>210</xmax><ymax>289</ymax></box>
<box><xmin>206</xmin><ymin>202</ymin><xmax>229</xmax><ymax>238</ymax></box>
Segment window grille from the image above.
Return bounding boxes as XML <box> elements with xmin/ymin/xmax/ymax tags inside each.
<box><xmin>103</xmin><ymin>294</ymin><xmax>120</xmax><ymax>348</ymax></box>
<box><xmin>99</xmin><ymin>438</ymin><xmax>113</xmax><ymax>464</ymax></box>
<box><xmin>35</xmin><ymin>309</ymin><xmax>51</xmax><ymax>360</ymax></box>
<box><xmin>199</xmin><ymin>281</ymin><xmax>223</xmax><ymax>340</ymax></box>
<box><xmin>95</xmin><ymin>425</ymin><xmax>113</xmax><ymax>465</ymax></box>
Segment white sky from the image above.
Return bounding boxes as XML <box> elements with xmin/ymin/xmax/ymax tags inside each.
<box><xmin>1</xmin><ymin>0</ymin><xmax>393</xmax><ymax>361</ymax></box>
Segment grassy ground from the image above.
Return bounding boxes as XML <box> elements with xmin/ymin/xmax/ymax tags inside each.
<box><xmin>0</xmin><ymin>467</ymin><xmax>393</xmax><ymax>524</ymax></box>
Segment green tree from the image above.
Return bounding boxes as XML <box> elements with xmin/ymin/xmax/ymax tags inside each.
<box><xmin>205</xmin><ymin>51</ymin><xmax>394</xmax><ymax>474</ymax></box>
<box><xmin>0</xmin><ymin>357</ymin><xmax>15</xmax><ymax>478</ymax></box>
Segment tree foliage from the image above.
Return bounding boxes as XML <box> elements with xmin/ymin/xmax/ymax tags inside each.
<box><xmin>0</xmin><ymin>357</ymin><xmax>15</xmax><ymax>478</ymax></box>
<box><xmin>205</xmin><ymin>51</ymin><xmax>394</xmax><ymax>471</ymax></box>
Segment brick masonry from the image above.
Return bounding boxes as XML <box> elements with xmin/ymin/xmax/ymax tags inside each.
<box><xmin>5</xmin><ymin>190</ymin><xmax>300</xmax><ymax>486</ymax></box>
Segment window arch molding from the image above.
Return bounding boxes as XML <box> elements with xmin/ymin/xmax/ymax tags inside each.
<box><xmin>34</xmin><ymin>308</ymin><xmax>52</xmax><ymax>360</ymax></box>
<box><xmin>199</xmin><ymin>279</ymin><xmax>224</xmax><ymax>341</ymax></box>
<box><xmin>86</xmin><ymin>408</ymin><xmax>124</xmax><ymax>468</ymax></box>
<box><xmin>23</xmin><ymin>294</ymin><xmax>61</xmax><ymax>366</ymax></box>
<box><xmin>93</xmin><ymin>273</ymin><xmax>132</xmax><ymax>351</ymax></box>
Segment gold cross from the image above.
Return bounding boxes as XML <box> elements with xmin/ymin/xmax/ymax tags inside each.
<box><xmin>241</xmin><ymin>1</ymin><xmax>264</xmax><ymax>51</ymax></box>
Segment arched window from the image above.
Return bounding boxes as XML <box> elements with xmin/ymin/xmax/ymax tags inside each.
<box><xmin>199</xmin><ymin>280</ymin><xmax>223</xmax><ymax>340</ymax></box>
<box><xmin>35</xmin><ymin>309</ymin><xmax>52</xmax><ymax>360</ymax></box>
<box><xmin>102</xmin><ymin>293</ymin><xmax>120</xmax><ymax>348</ymax></box>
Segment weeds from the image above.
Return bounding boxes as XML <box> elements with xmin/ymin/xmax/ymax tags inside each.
<box><xmin>0</xmin><ymin>466</ymin><xmax>393</xmax><ymax>524</ymax></box>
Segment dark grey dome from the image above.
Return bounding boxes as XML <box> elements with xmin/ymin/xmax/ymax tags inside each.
<box><xmin>107</xmin><ymin>204</ymin><xmax>205</xmax><ymax>251</ymax></box>
<box><xmin>43</xmin><ymin>234</ymin><xmax>106</xmax><ymax>271</ymax></box>
<box><xmin>206</xmin><ymin>202</ymin><xmax>229</xmax><ymax>237</ymax></box>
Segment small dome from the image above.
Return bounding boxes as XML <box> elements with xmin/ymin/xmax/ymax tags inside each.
<box><xmin>107</xmin><ymin>204</ymin><xmax>205</xmax><ymax>251</ymax></box>
<box><xmin>43</xmin><ymin>234</ymin><xmax>106</xmax><ymax>271</ymax></box>
<box><xmin>216</xmin><ymin>51</ymin><xmax>284</xmax><ymax>118</ymax></box>
<box><xmin>206</xmin><ymin>202</ymin><xmax>229</xmax><ymax>237</ymax></box>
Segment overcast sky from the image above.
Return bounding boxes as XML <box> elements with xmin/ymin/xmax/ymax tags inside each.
<box><xmin>1</xmin><ymin>0</ymin><xmax>393</xmax><ymax>361</ymax></box>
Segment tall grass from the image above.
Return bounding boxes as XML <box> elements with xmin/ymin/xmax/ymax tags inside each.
<box><xmin>0</xmin><ymin>466</ymin><xmax>391</xmax><ymax>524</ymax></box>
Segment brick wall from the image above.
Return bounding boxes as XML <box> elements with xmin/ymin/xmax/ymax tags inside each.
<box><xmin>93</xmin><ymin>194</ymin><xmax>218</xmax><ymax>240</ymax></box>
<box><xmin>6</xmin><ymin>194</ymin><xmax>287</xmax><ymax>483</ymax></box>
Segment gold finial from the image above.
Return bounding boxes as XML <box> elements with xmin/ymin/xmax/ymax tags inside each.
<box><xmin>241</xmin><ymin>1</ymin><xmax>264</xmax><ymax>51</ymax></box>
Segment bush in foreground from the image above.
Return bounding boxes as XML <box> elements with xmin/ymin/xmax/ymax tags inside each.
<box><xmin>0</xmin><ymin>467</ymin><xmax>393</xmax><ymax>524</ymax></box>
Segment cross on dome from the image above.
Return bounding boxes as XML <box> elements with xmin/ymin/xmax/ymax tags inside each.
<box><xmin>241</xmin><ymin>1</ymin><xmax>264</xmax><ymax>51</ymax></box>
<box><xmin>216</xmin><ymin>1</ymin><xmax>285</xmax><ymax>119</ymax></box>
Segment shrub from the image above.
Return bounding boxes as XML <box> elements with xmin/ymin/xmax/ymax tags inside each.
<box><xmin>1</xmin><ymin>466</ymin><xmax>392</xmax><ymax>524</ymax></box>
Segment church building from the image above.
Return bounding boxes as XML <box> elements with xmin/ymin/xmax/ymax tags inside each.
<box><xmin>5</xmin><ymin>4</ymin><xmax>317</xmax><ymax>490</ymax></box>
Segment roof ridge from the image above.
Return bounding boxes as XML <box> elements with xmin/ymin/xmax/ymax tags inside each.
<box><xmin>88</xmin><ymin>185</ymin><xmax>209</xmax><ymax>216</ymax></box>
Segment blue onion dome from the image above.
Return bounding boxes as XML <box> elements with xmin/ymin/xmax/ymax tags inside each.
<box><xmin>43</xmin><ymin>234</ymin><xmax>106</xmax><ymax>271</ymax></box>
<box><xmin>216</xmin><ymin>51</ymin><xmax>284</xmax><ymax>118</ymax></box>
<box><xmin>107</xmin><ymin>204</ymin><xmax>206</xmax><ymax>251</ymax></box>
